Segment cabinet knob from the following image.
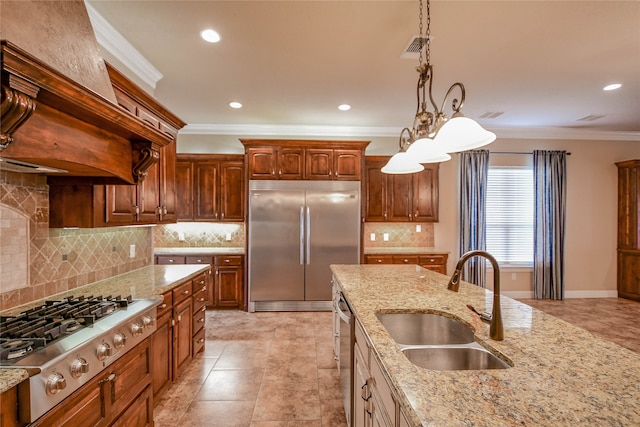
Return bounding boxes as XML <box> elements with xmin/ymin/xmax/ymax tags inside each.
<box><xmin>403</xmin><ymin>259</ymin><xmax>409</xmax><ymax>263</ymax></box>
<box><xmin>168</xmin><ymin>259</ymin><xmax>174</xmax><ymax>263</ymax></box>
<box><xmin>377</xmin><ymin>259</ymin><xmax>382</xmax><ymax>263</ymax></box>
<box><xmin>182</xmin><ymin>290</ymin><xmax>190</xmax><ymax>295</ymax></box>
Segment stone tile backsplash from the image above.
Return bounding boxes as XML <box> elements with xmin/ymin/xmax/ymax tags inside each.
<box><xmin>0</xmin><ymin>171</ymin><xmax>152</xmax><ymax>311</ymax></box>
<box><xmin>363</xmin><ymin>222</ymin><xmax>434</xmax><ymax>248</ymax></box>
<box><xmin>154</xmin><ymin>222</ymin><xmax>245</xmax><ymax>248</ymax></box>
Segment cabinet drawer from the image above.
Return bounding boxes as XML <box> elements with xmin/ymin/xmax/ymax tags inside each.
<box><xmin>193</xmin><ymin>288</ymin><xmax>208</xmax><ymax>312</ymax></box>
<box><xmin>156</xmin><ymin>255</ymin><xmax>186</xmax><ymax>265</ymax></box>
<box><xmin>172</xmin><ymin>281</ymin><xmax>192</xmax><ymax>304</ymax></box>
<box><xmin>191</xmin><ymin>273</ymin><xmax>208</xmax><ymax>293</ymax></box>
<box><xmin>215</xmin><ymin>255</ymin><xmax>243</xmax><ymax>266</ymax></box>
<box><xmin>370</xmin><ymin>354</ymin><xmax>396</xmax><ymax>425</ymax></box>
<box><xmin>418</xmin><ymin>255</ymin><xmax>447</xmax><ymax>266</ymax></box>
<box><xmin>186</xmin><ymin>256</ymin><xmax>213</xmax><ymax>265</ymax></box>
<box><xmin>157</xmin><ymin>291</ymin><xmax>172</xmax><ymax>318</ymax></box>
<box><xmin>192</xmin><ymin>305</ymin><xmax>206</xmax><ymax>333</ymax></box>
<box><xmin>364</xmin><ymin>255</ymin><xmax>393</xmax><ymax>264</ymax></box>
<box><xmin>392</xmin><ymin>255</ymin><xmax>419</xmax><ymax>265</ymax></box>
<box><xmin>192</xmin><ymin>327</ymin><xmax>205</xmax><ymax>355</ymax></box>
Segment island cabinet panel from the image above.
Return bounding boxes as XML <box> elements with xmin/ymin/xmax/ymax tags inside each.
<box><xmin>0</xmin><ymin>382</ymin><xmax>28</xmax><ymax>427</ymax></box>
<box><xmin>364</xmin><ymin>156</ymin><xmax>439</xmax><ymax>222</ymax></box>
<box><xmin>175</xmin><ymin>155</ymin><xmax>245</xmax><ymax>222</ymax></box>
<box><xmin>242</xmin><ymin>139</ymin><xmax>369</xmax><ymax>181</ymax></box>
<box><xmin>173</xmin><ymin>284</ymin><xmax>193</xmax><ymax>379</ymax></box>
<box><xmin>31</xmin><ymin>339</ymin><xmax>152</xmax><ymax>427</ymax></box>
<box><xmin>150</xmin><ymin>292</ymin><xmax>173</xmax><ymax>401</ymax></box>
<box><xmin>617</xmin><ymin>160</ymin><xmax>640</xmax><ymax>301</ymax></box>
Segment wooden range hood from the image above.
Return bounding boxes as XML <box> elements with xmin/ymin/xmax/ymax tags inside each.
<box><xmin>1</xmin><ymin>40</ymin><xmax>183</xmax><ymax>185</ymax></box>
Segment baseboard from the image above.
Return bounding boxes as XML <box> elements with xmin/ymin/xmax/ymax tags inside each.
<box><xmin>504</xmin><ymin>290</ymin><xmax>619</xmax><ymax>299</ymax></box>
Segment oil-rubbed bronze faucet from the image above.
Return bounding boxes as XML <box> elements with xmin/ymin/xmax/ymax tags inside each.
<box><xmin>447</xmin><ymin>250</ymin><xmax>504</xmax><ymax>341</ymax></box>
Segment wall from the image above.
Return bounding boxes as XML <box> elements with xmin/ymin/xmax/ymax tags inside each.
<box><xmin>0</xmin><ymin>171</ymin><xmax>152</xmax><ymax>311</ymax></box>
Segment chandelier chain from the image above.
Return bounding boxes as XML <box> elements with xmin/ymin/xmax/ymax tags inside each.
<box><xmin>418</xmin><ymin>0</ymin><xmax>424</xmax><ymax>69</ymax></box>
<box><xmin>425</xmin><ymin>0</ymin><xmax>431</xmax><ymax>66</ymax></box>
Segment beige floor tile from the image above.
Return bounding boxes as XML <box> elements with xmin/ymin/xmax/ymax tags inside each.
<box><xmin>214</xmin><ymin>340</ymin><xmax>272</xmax><ymax>369</ymax></box>
<box><xmin>179</xmin><ymin>400</ymin><xmax>255</xmax><ymax>426</ymax></box>
<box><xmin>253</xmin><ymin>379</ymin><xmax>322</xmax><ymax>422</ymax></box>
<box><xmin>196</xmin><ymin>369</ymin><xmax>265</xmax><ymax>401</ymax></box>
<box><xmin>317</xmin><ymin>369</ymin><xmax>341</xmax><ymax>402</ymax></box>
<box><xmin>264</xmin><ymin>354</ymin><xmax>319</xmax><ymax>382</ymax></box>
<box><xmin>320</xmin><ymin>399</ymin><xmax>347</xmax><ymax>426</ymax></box>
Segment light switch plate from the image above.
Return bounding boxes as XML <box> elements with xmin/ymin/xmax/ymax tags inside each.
<box><xmin>370</xmin><ymin>233</ymin><xmax>376</xmax><ymax>241</ymax></box>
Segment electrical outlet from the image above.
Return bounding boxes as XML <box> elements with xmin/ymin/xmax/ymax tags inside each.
<box><xmin>416</xmin><ymin>224</ymin><xmax>422</xmax><ymax>232</ymax></box>
<box><xmin>370</xmin><ymin>233</ymin><xmax>376</xmax><ymax>241</ymax></box>
<box><xmin>383</xmin><ymin>233</ymin><xmax>389</xmax><ymax>241</ymax></box>
<box><xmin>225</xmin><ymin>233</ymin><xmax>232</xmax><ymax>241</ymax></box>
<box><xmin>178</xmin><ymin>232</ymin><xmax>185</xmax><ymax>241</ymax></box>
<box><xmin>129</xmin><ymin>244</ymin><xmax>136</xmax><ymax>258</ymax></box>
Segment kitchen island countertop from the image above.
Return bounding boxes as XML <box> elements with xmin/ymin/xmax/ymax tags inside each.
<box><xmin>331</xmin><ymin>264</ymin><xmax>640</xmax><ymax>426</ymax></box>
<box><xmin>0</xmin><ymin>264</ymin><xmax>209</xmax><ymax>393</ymax></box>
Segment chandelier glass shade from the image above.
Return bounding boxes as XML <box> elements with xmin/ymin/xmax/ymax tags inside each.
<box><xmin>382</xmin><ymin>0</ymin><xmax>495</xmax><ymax>174</ymax></box>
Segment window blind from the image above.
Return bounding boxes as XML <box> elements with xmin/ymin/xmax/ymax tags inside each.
<box><xmin>486</xmin><ymin>167</ymin><xmax>534</xmax><ymax>265</ymax></box>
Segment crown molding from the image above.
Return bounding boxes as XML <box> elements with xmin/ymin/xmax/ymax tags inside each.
<box><xmin>85</xmin><ymin>1</ymin><xmax>163</xmax><ymax>90</ymax></box>
<box><xmin>180</xmin><ymin>123</ymin><xmax>640</xmax><ymax>142</ymax></box>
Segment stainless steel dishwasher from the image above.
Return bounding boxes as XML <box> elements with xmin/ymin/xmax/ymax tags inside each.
<box><xmin>336</xmin><ymin>291</ymin><xmax>354</xmax><ymax>427</ymax></box>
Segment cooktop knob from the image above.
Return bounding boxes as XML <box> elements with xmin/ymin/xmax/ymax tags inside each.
<box><xmin>96</xmin><ymin>343</ymin><xmax>112</xmax><ymax>361</ymax></box>
<box><xmin>113</xmin><ymin>332</ymin><xmax>127</xmax><ymax>349</ymax></box>
<box><xmin>70</xmin><ymin>358</ymin><xmax>89</xmax><ymax>378</ymax></box>
<box><xmin>46</xmin><ymin>372</ymin><xmax>67</xmax><ymax>395</ymax></box>
<box><xmin>142</xmin><ymin>315</ymin><xmax>153</xmax><ymax>328</ymax></box>
<box><xmin>131</xmin><ymin>322</ymin><xmax>143</xmax><ymax>336</ymax></box>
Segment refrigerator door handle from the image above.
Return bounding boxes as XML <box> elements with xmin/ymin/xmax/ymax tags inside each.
<box><xmin>306</xmin><ymin>206</ymin><xmax>311</xmax><ymax>265</ymax></box>
<box><xmin>300</xmin><ymin>206</ymin><xmax>305</xmax><ymax>265</ymax></box>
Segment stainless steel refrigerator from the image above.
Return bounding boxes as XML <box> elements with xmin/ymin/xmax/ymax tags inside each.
<box><xmin>248</xmin><ymin>180</ymin><xmax>360</xmax><ymax>311</ymax></box>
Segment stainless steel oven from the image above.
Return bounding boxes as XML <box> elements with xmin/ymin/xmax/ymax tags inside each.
<box><xmin>335</xmin><ymin>291</ymin><xmax>354</xmax><ymax>427</ymax></box>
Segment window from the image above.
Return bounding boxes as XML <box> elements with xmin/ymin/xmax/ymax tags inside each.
<box><xmin>486</xmin><ymin>166</ymin><xmax>534</xmax><ymax>265</ymax></box>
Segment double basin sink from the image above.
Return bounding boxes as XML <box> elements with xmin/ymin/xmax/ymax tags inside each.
<box><xmin>377</xmin><ymin>312</ymin><xmax>511</xmax><ymax>370</ymax></box>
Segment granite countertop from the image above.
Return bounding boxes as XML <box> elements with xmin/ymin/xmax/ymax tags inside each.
<box><xmin>0</xmin><ymin>264</ymin><xmax>210</xmax><ymax>393</ymax></box>
<box><xmin>362</xmin><ymin>247</ymin><xmax>448</xmax><ymax>255</ymax></box>
<box><xmin>154</xmin><ymin>247</ymin><xmax>245</xmax><ymax>255</ymax></box>
<box><xmin>330</xmin><ymin>264</ymin><xmax>640</xmax><ymax>426</ymax></box>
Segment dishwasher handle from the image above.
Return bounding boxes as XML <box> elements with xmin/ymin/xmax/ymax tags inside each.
<box><xmin>335</xmin><ymin>295</ymin><xmax>351</xmax><ymax>324</ymax></box>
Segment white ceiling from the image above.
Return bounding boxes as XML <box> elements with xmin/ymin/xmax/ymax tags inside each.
<box><xmin>86</xmin><ymin>0</ymin><xmax>640</xmax><ymax>143</ymax></box>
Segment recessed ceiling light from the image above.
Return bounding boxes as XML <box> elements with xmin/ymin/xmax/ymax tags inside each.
<box><xmin>229</xmin><ymin>101</ymin><xmax>242</xmax><ymax>109</ymax></box>
<box><xmin>200</xmin><ymin>29</ymin><xmax>220</xmax><ymax>43</ymax></box>
<box><xmin>603</xmin><ymin>83</ymin><xmax>622</xmax><ymax>91</ymax></box>
<box><xmin>338</xmin><ymin>104</ymin><xmax>351</xmax><ymax>111</ymax></box>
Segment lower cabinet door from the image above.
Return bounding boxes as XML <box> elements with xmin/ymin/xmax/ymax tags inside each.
<box><xmin>215</xmin><ymin>266</ymin><xmax>243</xmax><ymax>308</ymax></box>
<box><xmin>110</xmin><ymin>386</ymin><xmax>153</xmax><ymax>427</ymax></box>
<box><xmin>151</xmin><ymin>310</ymin><xmax>173</xmax><ymax>401</ymax></box>
<box><xmin>174</xmin><ymin>297</ymin><xmax>193</xmax><ymax>378</ymax></box>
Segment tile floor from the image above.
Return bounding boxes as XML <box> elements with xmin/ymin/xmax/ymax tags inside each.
<box><xmin>153</xmin><ymin>298</ymin><xmax>640</xmax><ymax>426</ymax></box>
<box><xmin>153</xmin><ymin>310</ymin><xmax>346</xmax><ymax>427</ymax></box>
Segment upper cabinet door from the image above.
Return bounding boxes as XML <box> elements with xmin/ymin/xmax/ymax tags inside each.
<box><xmin>220</xmin><ymin>161</ymin><xmax>245</xmax><ymax>221</ymax></box>
<box><xmin>247</xmin><ymin>148</ymin><xmax>277</xmax><ymax>179</ymax></box>
<box><xmin>334</xmin><ymin>149</ymin><xmax>361</xmax><ymax>181</ymax></box>
<box><xmin>413</xmin><ymin>164</ymin><xmax>439</xmax><ymax>222</ymax></box>
<box><xmin>364</xmin><ymin>159</ymin><xmax>388</xmax><ymax>221</ymax></box>
<box><xmin>305</xmin><ymin>149</ymin><xmax>333</xmax><ymax>180</ymax></box>
<box><xmin>194</xmin><ymin>161</ymin><xmax>220</xmax><ymax>221</ymax></box>
<box><xmin>277</xmin><ymin>148</ymin><xmax>305</xmax><ymax>180</ymax></box>
<box><xmin>176</xmin><ymin>159</ymin><xmax>195</xmax><ymax>220</ymax></box>
<box><xmin>387</xmin><ymin>174</ymin><xmax>413</xmax><ymax>221</ymax></box>
<box><xmin>160</xmin><ymin>139</ymin><xmax>178</xmax><ymax>223</ymax></box>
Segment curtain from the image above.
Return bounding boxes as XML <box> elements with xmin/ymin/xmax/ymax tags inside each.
<box><xmin>458</xmin><ymin>150</ymin><xmax>490</xmax><ymax>287</ymax></box>
<box><xmin>533</xmin><ymin>150</ymin><xmax>567</xmax><ymax>299</ymax></box>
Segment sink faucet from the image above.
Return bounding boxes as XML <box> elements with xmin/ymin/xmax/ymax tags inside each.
<box><xmin>447</xmin><ymin>250</ymin><xmax>504</xmax><ymax>341</ymax></box>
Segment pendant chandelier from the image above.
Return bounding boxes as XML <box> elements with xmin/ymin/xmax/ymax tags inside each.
<box><xmin>382</xmin><ymin>0</ymin><xmax>496</xmax><ymax>174</ymax></box>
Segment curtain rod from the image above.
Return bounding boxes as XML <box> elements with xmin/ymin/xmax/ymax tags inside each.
<box><xmin>489</xmin><ymin>151</ymin><xmax>572</xmax><ymax>155</ymax></box>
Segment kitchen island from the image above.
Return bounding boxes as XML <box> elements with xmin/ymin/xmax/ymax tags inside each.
<box><xmin>331</xmin><ymin>264</ymin><xmax>640</xmax><ymax>426</ymax></box>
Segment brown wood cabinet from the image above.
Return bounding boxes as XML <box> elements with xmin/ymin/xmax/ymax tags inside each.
<box><xmin>305</xmin><ymin>148</ymin><xmax>362</xmax><ymax>180</ymax></box>
<box><xmin>214</xmin><ymin>255</ymin><xmax>244</xmax><ymax>309</ymax></box>
<box><xmin>364</xmin><ymin>157</ymin><xmax>439</xmax><ymax>222</ymax></box>
<box><xmin>148</xmin><ymin>270</ymin><xmax>210</xmax><ymax>403</ymax></box>
<box><xmin>0</xmin><ymin>381</ymin><xmax>27</xmax><ymax>427</ymax></box>
<box><xmin>155</xmin><ymin>254</ymin><xmax>245</xmax><ymax>310</ymax></box>
<box><xmin>241</xmin><ymin>139</ymin><xmax>369</xmax><ymax>181</ymax></box>
<box><xmin>31</xmin><ymin>338</ymin><xmax>153</xmax><ymax>427</ymax></box>
<box><xmin>364</xmin><ymin>253</ymin><xmax>448</xmax><ymax>274</ymax></box>
<box><xmin>617</xmin><ymin>160</ymin><xmax>640</xmax><ymax>301</ymax></box>
<box><xmin>175</xmin><ymin>155</ymin><xmax>245</xmax><ymax>222</ymax></box>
